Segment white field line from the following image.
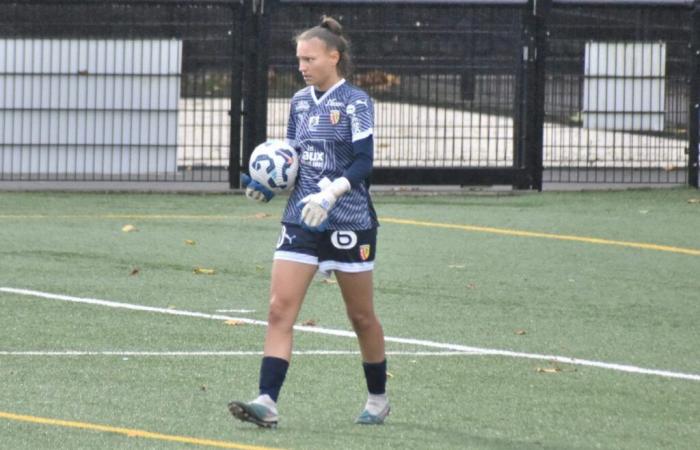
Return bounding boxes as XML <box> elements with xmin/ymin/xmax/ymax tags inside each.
<box><xmin>215</xmin><ymin>309</ymin><xmax>256</xmax><ymax>314</ymax></box>
<box><xmin>0</xmin><ymin>350</ymin><xmax>473</xmax><ymax>357</ymax></box>
<box><xmin>2</xmin><ymin>287</ymin><xmax>699</xmax><ymax>382</ymax></box>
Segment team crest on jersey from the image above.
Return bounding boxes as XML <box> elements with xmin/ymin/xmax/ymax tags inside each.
<box><xmin>329</xmin><ymin>110</ymin><xmax>341</xmax><ymax>125</ymax></box>
<box><xmin>295</xmin><ymin>100</ymin><xmax>310</xmax><ymax>112</ymax></box>
<box><xmin>359</xmin><ymin>244</ymin><xmax>371</xmax><ymax>261</ymax></box>
<box><xmin>308</xmin><ymin>115</ymin><xmax>320</xmax><ymax>130</ymax></box>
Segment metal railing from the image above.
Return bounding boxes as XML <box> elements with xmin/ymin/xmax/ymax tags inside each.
<box><xmin>1</xmin><ymin>0</ymin><xmax>698</xmax><ymax>188</ymax></box>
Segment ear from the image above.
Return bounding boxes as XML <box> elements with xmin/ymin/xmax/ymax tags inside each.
<box><xmin>328</xmin><ymin>49</ymin><xmax>340</xmax><ymax>65</ymax></box>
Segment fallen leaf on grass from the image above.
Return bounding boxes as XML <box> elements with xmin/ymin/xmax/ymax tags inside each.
<box><xmin>301</xmin><ymin>319</ymin><xmax>317</xmax><ymax>326</ymax></box>
<box><xmin>129</xmin><ymin>268</ymin><xmax>140</xmax><ymax>276</ymax></box>
<box><xmin>200</xmin><ymin>385</ymin><xmax>207</xmax><ymax>392</ymax></box>
<box><xmin>255</xmin><ymin>265</ymin><xmax>265</xmax><ymax>271</ymax></box>
<box><xmin>466</xmin><ymin>283</ymin><xmax>477</xmax><ymax>289</ymax></box>
<box><xmin>121</xmin><ymin>224</ymin><xmax>138</xmax><ymax>233</ymax></box>
<box><xmin>254</xmin><ymin>213</ymin><xmax>271</xmax><ymax>219</ymax></box>
<box><xmin>184</xmin><ymin>240</ymin><xmax>196</xmax><ymax>245</ymax></box>
<box><xmin>688</xmin><ymin>198</ymin><xmax>700</xmax><ymax>204</ymax></box>
<box><xmin>514</xmin><ymin>329</ymin><xmax>527</xmax><ymax>335</ymax></box>
<box><xmin>225</xmin><ymin>319</ymin><xmax>244</xmax><ymax>326</ymax></box>
<box><xmin>386</xmin><ymin>371</ymin><xmax>394</xmax><ymax>379</ymax></box>
<box><xmin>193</xmin><ymin>267</ymin><xmax>216</xmax><ymax>275</ymax></box>
<box><xmin>536</xmin><ymin>367</ymin><xmax>562</xmax><ymax>374</ymax></box>
<box><xmin>448</xmin><ymin>264</ymin><xmax>466</xmax><ymax>269</ymax></box>
<box><xmin>320</xmin><ymin>278</ymin><xmax>337</xmax><ymax>284</ymax></box>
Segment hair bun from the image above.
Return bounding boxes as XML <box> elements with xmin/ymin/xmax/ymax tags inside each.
<box><xmin>320</xmin><ymin>15</ymin><xmax>343</xmax><ymax>36</ymax></box>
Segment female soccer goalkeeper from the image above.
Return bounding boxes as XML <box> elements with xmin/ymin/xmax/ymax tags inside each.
<box><xmin>229</xmin><ymin>16</ymin><xmax>389</xmax><ymax>427</ymax></box>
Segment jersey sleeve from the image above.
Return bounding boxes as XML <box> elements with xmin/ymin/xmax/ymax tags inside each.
<box><xmin>285</xmin><ymin>101</ymin><xmax>297</xmax><ymax>150</ymax></box>
<box><xmin>347</xmin><ymin>95</ymin><xmax>374</xmax><ymax>143</ymax></box>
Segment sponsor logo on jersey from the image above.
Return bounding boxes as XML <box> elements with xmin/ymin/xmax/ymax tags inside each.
<box><xmin>351</xmin><ymin>117</ymin><xmax>361</xmax><ymax>135</ymax></box>
<box><xmin>329</xmin><ymin>110</ymin><xmax>341</xmax><ymax>125</ymax></box>
<box><xmin>295</xmin><ymin>100</ymin><xmax>310</xmax><ymax>112</ymax></box>
<box><xmin>359</xmin><ymin>244</ymin><xmax>371</xmax><ymax>261</ymax></box>
<box><xmin>301</xmin><ymin>145</ymin><xmax>325</xmax><ymax>169</ymax></box>
<box><xmin>327</xmin><ymin>98</ymin><xmax>345</xmax><ymax>108</ymax></box>
<box><xmin>308</xmin><ymin>115</ymin><xmax>320</xmax><ymax>131</ymax></box>
<box><xmin>346</xmin><ymin>104</ymin><xmax>356</xmax><ymax>116</ymax></box>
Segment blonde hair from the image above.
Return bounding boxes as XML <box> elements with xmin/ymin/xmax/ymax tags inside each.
<box><xmin>295</xmin><ymin>16</ymin><xmax>352</xmax><ymax>77</ymax></box>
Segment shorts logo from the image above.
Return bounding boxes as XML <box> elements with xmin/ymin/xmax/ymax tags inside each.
<box><xmin>331</xmin><ymin>231</ymin><xmax>357</xmax><ymax>250</ymax></box>
<box><xmin>359</xmin><ymin>244</ymin><xmax>371</xmax><ymax>261</ymax></box>
<box><xmin>329</xmin><ymin>110</ymin><xmax>340</xmax><ymax>125</ymax></box>
<box><xmin>276</xmin><ymin>225</ymin><xmax>296</xmax><ymax>249</ymax></box>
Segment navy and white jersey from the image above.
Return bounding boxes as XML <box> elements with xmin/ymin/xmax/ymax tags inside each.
<box><xmin>282</xmin><ymin>79</ymin><xmax>379</xmax><ymax>230</ymax></box>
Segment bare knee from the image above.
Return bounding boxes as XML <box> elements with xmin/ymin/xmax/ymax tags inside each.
<box><xmin>267</xmin><ymin>294</ymin><xmax>299</xmax><ymax>329</ymax></box>
<box><xmin>347</xmin><ymin>310</ymin><xmax>378</xmax><ymax>333</ymax></box>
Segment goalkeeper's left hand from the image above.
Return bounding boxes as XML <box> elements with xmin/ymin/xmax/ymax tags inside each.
<box><xmin>298</xmin><ymin>177</ymin><xmax>351</xmax><ymax>231</ymax></box>
<box><xmin>241</xmin><ymin>173</ymin><xmax>275</xmax><ymax>203</ymax></box>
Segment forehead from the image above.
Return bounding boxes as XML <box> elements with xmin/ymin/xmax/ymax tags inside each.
<box><xmin>296</xmin><ymin>37</ymin><xmax>328</xmax><ymax>56</ymax></box>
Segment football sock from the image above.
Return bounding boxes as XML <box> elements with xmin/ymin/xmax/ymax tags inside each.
<box><xmin>259</xmin><ymin>356</ymin><xmax>289</xmax><ymax>403</ymax></box>
<box><xmin>362</xmin><ymin>359</ymin><xmax>387</xmax><ymax>395</ymax></box>
<box><xmin>365</xmin><ymin>393</ymin><xmax>389</xmax><ymax>416</ymax></box>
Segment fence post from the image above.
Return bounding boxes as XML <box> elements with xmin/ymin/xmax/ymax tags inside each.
<box><xmin>515</xmin><ymin>0</ymin><xmax>550</xmax><ymax>191</ymax></box>
<box><xmin>240</xmin><ymin>0</ymin><xmax>271</xmax><ymax>186</ymax></box>
<box><xmin>689</xmin><ymin>0</ymin><xmax>700</xmax><ymax>188</ymax></box>
<box><xmin>228</xmin><ymin>0</ymin><xmax>246</xmax><ymax>189</ymax></box>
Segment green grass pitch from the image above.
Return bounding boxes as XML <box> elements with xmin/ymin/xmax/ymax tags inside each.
<box><xmin>0</xmin><ymin>188</ymin><xmax>699</xmax><ymax>449</ymax></box>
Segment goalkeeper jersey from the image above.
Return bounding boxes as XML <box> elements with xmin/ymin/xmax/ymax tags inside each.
<box><xmin>281</xmin><ymin>78</ymin><xmax>379</xmax><ymax>231</ymax></box>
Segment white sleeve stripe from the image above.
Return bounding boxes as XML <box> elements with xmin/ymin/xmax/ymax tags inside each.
<box><xmin>352</xmin><ymin>128</ymin><xmax>374</xmax><ymax>143</ymax></box>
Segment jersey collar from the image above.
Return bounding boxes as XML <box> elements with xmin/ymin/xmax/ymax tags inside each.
<box><xmin>310</xmin><ymin>78</ymin><xmax>346</xmax><ymax>105</ymax></box>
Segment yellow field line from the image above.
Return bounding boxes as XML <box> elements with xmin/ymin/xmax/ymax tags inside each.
<box><xmin>0</xmin><ymin>214</ymin><xmax>233</xmax><ymax>220</ymax></box>
<box><xmin>381</xmin><ymin>217</ymin><xmax>700</xmax><ymax>257</ymax></box>
<box><xmin>0</xmin><ymin>411</ymin><xmax>282</xmax><ymax>450</ymax></box>
<box><xmin>1</xmin><ymin>212</ymin><xmax>697</xmax><ymax>256</ymax></box>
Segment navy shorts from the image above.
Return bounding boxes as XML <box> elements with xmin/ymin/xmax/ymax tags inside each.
<box><xmin>274</xmin><ymin>222</ymin><xmax>377</xmax><ymax>274</ymax></box>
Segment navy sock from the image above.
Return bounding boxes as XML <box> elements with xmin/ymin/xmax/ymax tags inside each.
<box><xmin>258</xmin><ymin>356</ymin><xmax>289</xmax><ymax>402</ymax></box>
<box><xmin>362</xmin><ymin>359</ymin><xmax>387</xmax><ymax>395</ymax></box>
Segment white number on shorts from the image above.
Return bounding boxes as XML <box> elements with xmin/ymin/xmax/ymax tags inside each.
<box><xmin>331</xmin><ymin>231</ymin><xmax>357</xmax><ymax>250</ymax></box>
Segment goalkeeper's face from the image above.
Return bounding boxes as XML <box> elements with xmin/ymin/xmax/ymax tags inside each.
<box><xmin>296</xmin><ymin>37</ymin><xmax>341</xmax><ymax>90</ymax></box>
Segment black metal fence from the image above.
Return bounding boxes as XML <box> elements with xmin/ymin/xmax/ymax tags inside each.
<box><xmin>0</xmin><ymin>0</ymin><xmax>244</xmax><ymax>182</ymax></box>
<box><xmin>1</xmin><ymin>0</ymin><xmax>698</xmax><ymax>188</ymax></box>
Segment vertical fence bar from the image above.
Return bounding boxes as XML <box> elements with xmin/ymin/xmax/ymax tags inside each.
<box><xmin>689</xmin><ymin>0</ymin><xmax>700</xmax><ymax>187</ymax></box>
<box><xmin>228</xmin><ymin>0</ymin><xmax>245</xmax><ymax>189</ymax></box>
<box><xmin>515</xmin><ymin>0</ymin><xmax>549</xmax><ymax>190</ymax></box>
<box><xmin>240</xmin><ymin>0</ymin><xmax>271</xmax><ymax>184</ymax></box>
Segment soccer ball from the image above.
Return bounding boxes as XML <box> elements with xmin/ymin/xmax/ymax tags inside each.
<box><xmin>248</xmin><ymin>140</ymin><xmax>299</xmax><ymax>191</ymax></box>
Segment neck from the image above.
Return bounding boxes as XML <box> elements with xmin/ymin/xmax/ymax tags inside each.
<box><xmin>316</xmin><ymin>76</ymin><xmax>342</xmax><ymax>92</ymax></box>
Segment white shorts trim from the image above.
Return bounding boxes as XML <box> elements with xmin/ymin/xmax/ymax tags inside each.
<box><xmin>318</xmin><ymin>260</ymin><xmax>374</xmax><ymax>275</ymax></box>
<box><xmin>273</xmin><ymin>251</ymin><xmax>318</xmax><ymax>266</ymax></box>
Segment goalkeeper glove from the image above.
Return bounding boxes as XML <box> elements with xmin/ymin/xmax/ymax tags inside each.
<box><xmin>241</xmin><ymin>173</ymin><xmax>275</xmax><ymax>203</ymax></box>
<box><xmin>298</xmin><ymin>177</ymin><xmax>351</xmax><ymax>232</ymax></box>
